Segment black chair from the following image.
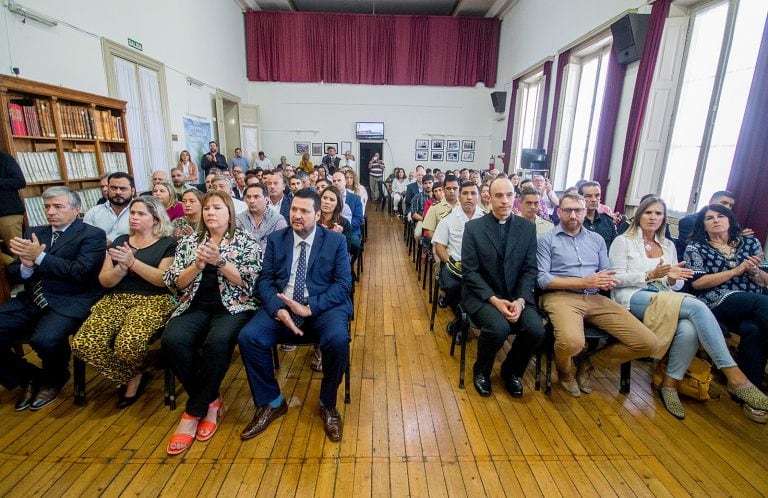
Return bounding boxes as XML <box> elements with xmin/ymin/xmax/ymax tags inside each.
<box><xmin>271</xmin><ymin>330</ymin><xmax>352</xmax><ymax>404</ymax></box>
<box><xmin>429</xmin><ymin>263</ymin><xmax>443</xmax><ymax>332</ymax></box>
<box><xmin>72</xmin><ymin>328</ymin><xmax>174</xmax><ymax>406</ymax></box>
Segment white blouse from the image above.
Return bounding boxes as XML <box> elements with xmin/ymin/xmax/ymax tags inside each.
<box><xmin>609</xmin><ymin>231</ymin><xmax>684</xmax><ymax>308</ymax></box>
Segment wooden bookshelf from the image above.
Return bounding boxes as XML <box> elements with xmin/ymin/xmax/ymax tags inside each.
<box><xmin>0</xmin><ymin>75</ymin><xmax>133</xmax><ymax>225</ymax></box>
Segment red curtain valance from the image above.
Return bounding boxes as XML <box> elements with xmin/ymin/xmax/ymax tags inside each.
<box><xmin>245</xmin><ymin>11</ymin><xmax>501</xmax><ymax>87</ymax></box>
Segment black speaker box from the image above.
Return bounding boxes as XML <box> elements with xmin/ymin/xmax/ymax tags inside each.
<box><xmin>490</xmin><ymin>91</ymin><xmax>506</xmax><ymax>113</ymax></box>
<box><xmin>610</xmin><ymin>13</ymin><xmax>650</xmax><ymax>65</ymax></box>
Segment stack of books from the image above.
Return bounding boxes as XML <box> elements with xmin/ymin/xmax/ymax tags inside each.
<box><xmin>16</xmin><ymin>151</ymin><xmax>62</xmax><ymax>183</ymax></box>
<box><xmin>57</xmin><ymin>104</ymin><xmax>124</xmax><ymax>140</ymax></box>
<box><xmin>23</xmin><ymin>197</ymin><xmax>47</xmax><ymax>227</ymax></box>
<box><xmin>102</xmin><ymin>152</ymin><xmax>129</xmax><ymax>173</ymax></box>
<box><xmin>64</xmin><ymin>151</ymin><xmax>98</xmax><ymax>179</ymax></box>
<box><xmin>7</xmin><ymin>99</ymin><xmax>56</xmax><ymax>137</ymax></box>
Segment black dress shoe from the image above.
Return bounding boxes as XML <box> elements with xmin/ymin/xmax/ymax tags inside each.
<box><xmin>240</xmin><ymin>400</ymin><xmax>288</xmax><ymax>440</ymax></box>
<box><xmin>446</xmin><ymin>319</ymin><xmax>457</xmax><ymax>336</ymax></box>
<box><xmin>438</xmin><ymin>295</ymin><xmax>447</xmax><ymax>308</ymax></box>
<box><xmin>15</xmin><ymin>382</ymin><xmax>37</xmax><ymax>412</ymax></box>
<box><xmin>30</xmin><ymin>386</ymin><xmax>62</xmax><ymax>411</ymax></box>
<box><xmin>116</xmin><ymin>372</ymin><xmax>153</xmax><ymax>409</ymax></box>
<box><xmin>473</xmin><ymin>373</ymin><xmax>492</xmax><ymax>397</ymax></box>
<box><xmin>504</xmin><ymin>375</ymin><xmax>524</xmax><ymax>398</ymax></box>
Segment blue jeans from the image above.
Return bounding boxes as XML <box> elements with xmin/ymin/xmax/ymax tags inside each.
<box><xmin>629</xmin><ymin>291</ymin><xmax>736</xmax><ymax>380</ymax></box>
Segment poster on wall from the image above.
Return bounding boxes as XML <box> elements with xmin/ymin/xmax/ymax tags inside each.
<box><xmin>340</xmin><ymin>141</ymin><xmax>352</xmax><ymax>154</ymax></box>
<box><xmin>183</xmin><ymin>115</ymin><xmax>213</xmax><ymax>164</ymax></box>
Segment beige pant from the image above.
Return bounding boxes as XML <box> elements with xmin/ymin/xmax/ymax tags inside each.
<box><xmin>0</xmin><ymin>214</ymin><xmax>23</xmax><ymax>265</ymax></box>
<box><xmin>540</xmin><ymin>291</ymin><xmax>658</xmax><ymax>375</ymax></box>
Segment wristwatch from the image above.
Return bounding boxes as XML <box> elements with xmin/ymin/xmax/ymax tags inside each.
<box><xmin>216</xmin><ymin>258</ymin><xmax>226</xmax><ymax>269</ymax></box>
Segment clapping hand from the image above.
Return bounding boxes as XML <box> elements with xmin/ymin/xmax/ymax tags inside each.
<box><xmin>735</xmin><ymin>253</ymin><xmax>763</xmax><ymax>277</ymax></box>
<box><xmin>10</xmin><ymin>234</ymin><xmax>45</xmax><ymax>268</ymax></box>
<box><xmin>666</xmin><ymin>261</ymin><xmax>694</xmax><ymax>282</ymax></box>
<box><xmin>194</xmin><ymin>240</ymin><xmax>220</xmax><ymax>269</ymax></box>
<box><xmin>108</xmin><ymin>242</ymin><xmax>135</xmax><ymax>271</ymax></box>
<box><xmin>584</xmin><ymin>270</ymin><xmax>618</xmax><ymax>290</ymax></box>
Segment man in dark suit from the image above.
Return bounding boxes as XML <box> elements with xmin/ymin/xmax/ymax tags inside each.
<box><xmin>461</xmin><ymin>177</ymin><xmax>545</xmax><ymax>398</ymax></box>
<box><xmin>1</xmin><ymin>186</ymin><xmax>106</xmax><ymax>411</ymax></box>
<box><xmin>321</xmin><ymin>146</ymin><xmax>341</xmax><ymax>174</ymax></box>
<box><xmin>331</xmin><ymin>172</ymin><xmax>363</xmax><ymax>256</ymax></box>
<box><xmin>239</xmin><ymin>189</ymin><xmax>353</xmax><ymax>442</ymax></box>
<box><xmin>404</xmin><ymin>165</ymin><xmax>425</xmax><ymax>215</ymax></box>
<box><xmin>200</xmin><ymin>140</ymin><xmax>228</xmax><ymax>176</ymax></box>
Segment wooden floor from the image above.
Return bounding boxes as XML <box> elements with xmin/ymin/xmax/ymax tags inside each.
<box><xmin>2</xmin><ymin>208</ymin><xmax>768</xmax><ymax>497</ymax></box>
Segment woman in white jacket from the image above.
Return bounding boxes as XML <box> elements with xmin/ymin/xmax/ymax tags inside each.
<box><xmin>609</xmin><ymin>196</ymin><xmax>768</xmax><ymax>420</ymax></box>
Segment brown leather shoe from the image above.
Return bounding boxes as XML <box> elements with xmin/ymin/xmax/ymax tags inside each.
<box><xmin>15</xmin><ymin>382</ymin><xmax>37</xmax><ymax>411</ymax></box>
<box><xmin>319</xmin><ymin>405</ymin><xmax>343</xmax><ymax>442</ymax></box>
<box><xmin>240</xmin><ymin>400</ymin><xmax>288</xmax><ymax>440</ymax></box>
<box><xmin>30</xmin><ymin>385</ymin><xmax>62</xmax><ymax>411</ymax></box>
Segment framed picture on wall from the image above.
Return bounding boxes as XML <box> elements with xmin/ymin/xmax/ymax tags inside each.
<box><xmin>430</xmin><ymin>139</ymin><xmax>444</xmax><ymax>150</ymax></box>
<box><xmin>431</xmin><ymin>151</ymin><xmax>444</xmax><ymax>161</ymax></box>
<box><xmin>446</xmin><ymin>140</ymin><xmax>460</xmax><ymax>151</ymax></box>
<box><xmin>311</xmin><ymin>143</ymin><xmax>323</xmax><ymax>156</ymax></box>
<box><xmin>341</xmin><ymin>141</ymin><xmax>352</xmax><ymax>154</ymax></box>
<box><xmin>461</xmin><ymin>151</ymin><xmax>475</xmax><ymax>162</ymax></box>
<box><xmin>461</xmin><ymin>140</ymin><xmax>475</xmax><ymax>151</ymax></box>
<box><xmin>446</xmin><ymin>151</ymin><xmax>459</xmax><ymax>162</ymax></box>
<box><xmin>323</xmin><ymin>142</ymin><xmax>339</xmax><ymax>154</ymax></box>
<box><xmin>295</xmin><ymin>141</ymin><xmax>310</xmax><ymax>155</ymax></box>
<box><xmin>415</xmin><ymin>150</ymin><xmax>429</xmax><ymax>161</ymax></box>
<box><xmin>415</xmin><ymin>139</ymin><xmax>429</xmax><ymax>150</ymax></box>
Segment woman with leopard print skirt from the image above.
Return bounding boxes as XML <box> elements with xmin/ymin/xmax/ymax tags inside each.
<box><xmin>72</xmin><ymin>196</ymin><xmax>177</xmax><ymax>408</ymax></box>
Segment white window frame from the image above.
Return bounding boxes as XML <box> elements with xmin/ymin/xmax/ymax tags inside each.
<box><xmin>509</xmin><ymin>68</ymin><xmax>545</xmax><ymax>171</ymax></box>
<box><xmin>101</xmin><ymin>38</ymin><xmax>172</xmax><ymax>193</ymax></box>
<box><xmin>551</xmin><ymin>34</ymin><xmax>612</xmax><ymax>190</ymax></box>
<box><xmin>654</xmin><ymin>0</ymin><xmax>767</xmax><ymax>214</ymax></box>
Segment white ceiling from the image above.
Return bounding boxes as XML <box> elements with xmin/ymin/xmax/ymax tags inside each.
<box><xmin>240</xmin><ymin>0</ymin><xmax>514</xmax><ymax>17</ymax></box>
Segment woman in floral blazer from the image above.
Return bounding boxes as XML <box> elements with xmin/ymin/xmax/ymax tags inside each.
<box><xmin>162</xmin><ymin>191</ymin><xmax>261</xmax><ymax>455</ymax></box>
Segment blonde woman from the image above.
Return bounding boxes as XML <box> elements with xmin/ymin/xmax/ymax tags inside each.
<box><xmin>177</xmin><ymin>150</ymin><xmax>199</xmax><ymax>185</ymax></box>
<box><xmin>345</xmin><ymin>169</ymin><xmax>368</xmax><ymax>211</ymax></box>
<box><xmin>72</xmin><ymin>197</ymin><xmax>176</xmax><ymax>408</ymax></box>
<box><xmin>298</xmin><ymin>152</ymin><xmax>313</xmax><ymax>173</ymax></box>
<box><xmin>152</xmin><ymin>181</ymin><xmax>184</xmax><ymax>221</ymax></box>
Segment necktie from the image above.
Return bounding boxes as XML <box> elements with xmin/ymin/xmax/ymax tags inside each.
<box><xmin>31</xmin><ymin>231</ymin><xmax>60</xmax><ymax>309</ymax></box>
<box><xmin>291</xmin><ymin>241</ymin><xmax>308</xmax><ymax>327</ymax></box>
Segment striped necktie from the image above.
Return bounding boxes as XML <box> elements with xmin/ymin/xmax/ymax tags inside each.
<box><xmin>290</xmin><ymin>241</ymin><xmax>308</xmax><ymax>327</ymax></box>
<box><xmin>31</xmin><ymin>231</ymin><xmax>61</xmax><ymax>309</ymax></box>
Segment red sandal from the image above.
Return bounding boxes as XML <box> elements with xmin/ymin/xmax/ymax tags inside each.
<box><xmin>167</xmin><ymin>412</ymin><xmax>199</xmax><ymax>455</ymax></box>
<box><xmin>196</xmin><ymin>398</ymin><xmax>223</xmax><ymax>442</ymax></box>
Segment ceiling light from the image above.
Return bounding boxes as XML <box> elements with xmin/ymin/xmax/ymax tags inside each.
<box><xmin>7</xmin><ymin>1</ymin><xmax>58</xmax><ymax>27</ymax></box>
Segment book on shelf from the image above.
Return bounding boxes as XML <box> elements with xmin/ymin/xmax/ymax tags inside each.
<box><xmin>16</xmin><ymin>151</ymin><xmax>62</xmax><ymax>183</ymax></box>
<box><xmin>8</xmin><ymin>102</ymin><xmax>27</xmax><ymax>135</ymax></box>
<box><xmin>102</xmin><ymin>151</ymin><xmax>129</xmax><ymax>173</ymax></box>
<box><xmin>78</xmin><ymin>187</ymin><xmax>102</xmax><ymax>211</ymax></box>
<box><xmin>64</xmin><ymin>151</ymin><xmax>98</xmax><ymax>180</ymax></box>
<box><xmin>23</xmin><ymin>196</ymin><xmax>47</xmax><ymax>227</ymax></box>
<box><xmin>7</xmin><ymin>99</ymin><xmax>55</xmax><ymax>137</ymax></box>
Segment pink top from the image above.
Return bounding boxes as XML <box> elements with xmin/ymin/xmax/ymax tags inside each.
<box><xmin>166</xmin><ymin>203</ymin><xmax>185</xmax><ymax>221</ymax></box>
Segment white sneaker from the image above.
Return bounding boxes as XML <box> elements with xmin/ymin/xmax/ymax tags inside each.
<box><xmin>279</xmin><ymin>344</ymin><xmax>296</xmax><ymax>352</ymax></box>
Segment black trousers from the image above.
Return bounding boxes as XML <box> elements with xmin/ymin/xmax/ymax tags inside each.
<box><xmin>713</xmin><ymin>292</ymin><xmax>768</xmax><ymax>386</ymax></box>
<box><xmin>162</xmin><ymin>307</ymin><xmax>253</xmax><ymax>417</ymax></box>
<box><xmin>0</xmin><ymin>296</ymin><xmax>81</xmax><ymax>389</ymax></box>
<box><xmin>439</xmin><ymin>265</ymin><xmax>462</xmax><ymax>317</ymax></box>
<box><xmin>471</xmin><ymin>304</ymin><xmax>545</xmax><ymax>379</ymax></box>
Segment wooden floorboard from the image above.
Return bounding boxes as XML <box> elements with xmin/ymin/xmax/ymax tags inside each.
<box><xmin>1</xmin><ymin>207</ymin><xmax>768</xmax><ymax>496</ymax></box>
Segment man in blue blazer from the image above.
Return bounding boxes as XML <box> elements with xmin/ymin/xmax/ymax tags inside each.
<box><xmin>239</xmin><ymin>189</ymin><xmax>353</xmax><ymax>442</ymax></box>
<box><xmin>331</xmin><ymin>172</ymin><xmax>362</xmax><ymax>256</ymax></box>
<box><xmin>1</xmin><ymin>186</ymin><xmax>106</xmax><ymax>411</ymax></box>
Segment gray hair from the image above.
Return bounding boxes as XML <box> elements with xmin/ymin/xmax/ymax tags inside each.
<box><xmin>42</xmin><ymin>186</ymin><xmax>81</xmax><ymax>209</ymax></box>
<box><xmin>130</xmin><ymin>196</ymin><xmax>172</xmax><ymax>237</ymax></box>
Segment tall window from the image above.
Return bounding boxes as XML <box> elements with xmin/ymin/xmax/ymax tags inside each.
<box><xmin>511</xmin><ymin>71</ymin><xmax>544</xmax><ymax>169</ymax></box>
<box><xmin>660</xmin><ymin>0</ymin><xmax>768</xmax><ymax>213</ymax></box>
<box><xmin>554</xmin><ymin>37</ymin><xmax>611</xmax><ymax>189</ymax></box>
<box><xmin>102</xmin><ymin>40</ymin><xmax>172</xmax><ymax>194</ymax></box>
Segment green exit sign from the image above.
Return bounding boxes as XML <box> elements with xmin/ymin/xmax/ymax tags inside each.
<box><xmin>127</xmin><ymin>38</ymin><xmax>143</xmax><ymax>51</ymax></box>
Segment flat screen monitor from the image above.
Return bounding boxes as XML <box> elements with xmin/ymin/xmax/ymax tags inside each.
<box><xmin>356</xmin><ymin>122</ymin><xmax>384</xmax><ymax>140</ymax></box>
<box><xmin>520</xmin><ymin>148</ymin><xmax>548</xmax><ymax>170</ymax></box>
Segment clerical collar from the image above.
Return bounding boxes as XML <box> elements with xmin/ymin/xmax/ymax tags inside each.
<box><xmin>492</xmin><ymin>213</ymin><xmax>510</xmax><ymax>224</ymax></box>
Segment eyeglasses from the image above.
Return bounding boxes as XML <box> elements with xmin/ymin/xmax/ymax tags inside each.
<box><xmin>560</xmin><ymin>208</ymin><xmax>585</xmax><ymax>215</ymax></box>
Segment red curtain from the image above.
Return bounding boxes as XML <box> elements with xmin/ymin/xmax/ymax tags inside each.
<box><xmin>245</xmin><ymin>12</ymin><xmax>501</xmax><ymax>87</ymax></box>
<box><xmin>502</xmin><ymin>79</ymin><xmax>520</xmax><ymax>173</ymax></box>
<box><xmin>614</xmin><ymin>0</ymin><xmax>672</xmax><ymax>212</ymax></box>
<box><xmin>546</xmin><ymin>50</ymin><xmax>570</xmax><ymax>159</ymax></box>
<box><xmin>727</xmin><ymin>14</ymin><xmax>768</xmax><ymax>242</ymax></box>
<box><xmin>536</xmin><ymin>61</ymin><xmax>553</xmax><ymax>148</ymax></box>
<box><xmin>591</xmin><ymin>47</ymin><xmax>626</xmax><ymax>191</ymax></box>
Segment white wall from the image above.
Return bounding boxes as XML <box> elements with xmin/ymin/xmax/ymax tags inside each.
<box><xmin>247</xmin><ymin>82</ymin><xmax>496</xmax><ymax>175</ymax></box>
<box><xmin>491</xmin><ymin>0</ymin><xmax>649</xmax><ymax>208</ymax></box>
<box><xmin>0</xmin><ymin>0</ymin><xmax>247</xmax><ymax>166</ymax></box>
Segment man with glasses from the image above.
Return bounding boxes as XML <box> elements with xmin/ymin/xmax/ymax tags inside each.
<box><xmin>537</xmin><ymin>193</ymin><xmax>658</xmax><ymax>398</ymax></box>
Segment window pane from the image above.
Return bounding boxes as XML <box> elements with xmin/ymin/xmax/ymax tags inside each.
<box><xmin>583</xmin><ymin>50</ymin><xmax>610</xmax><ymax>180</ymax></box>
<box><xmin>698</xmin><ymin>0</ymin><xmax>768</xmax><ymax>209</ymax></box>
<box><xmin>661</xmin><ymin>3</ymin><xmax>728</xmax><ymax>212</ymax></box>
<box><xmin>514</xmin><ymin>78</ymin><xmax>542</xmax><ymax>167</ymax></box>
<box><xmin>565</xmin><ymin>57</ymin><xmax>599</xmax><ymax>187</ymax></box>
